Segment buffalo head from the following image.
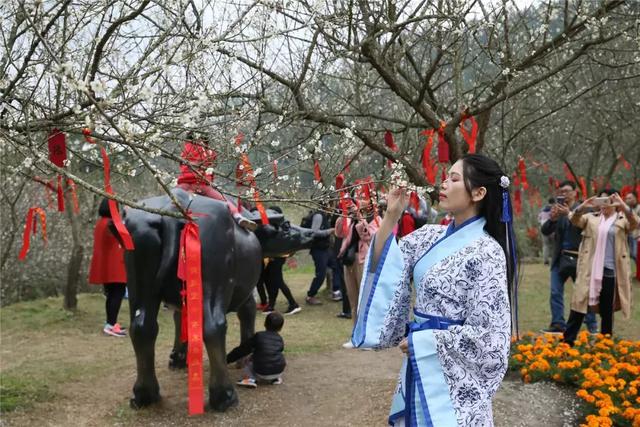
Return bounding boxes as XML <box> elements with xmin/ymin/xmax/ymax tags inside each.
<box><xmin>253</xmin><ymin>220</ymin><xmax>332</xmax><ymax>258</ymax></box>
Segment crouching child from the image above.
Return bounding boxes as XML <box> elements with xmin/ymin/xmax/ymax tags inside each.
<box><xmin>227</xmin><ymin>311</ymin><xmax>286</xmax><ymax>388</ymax></box>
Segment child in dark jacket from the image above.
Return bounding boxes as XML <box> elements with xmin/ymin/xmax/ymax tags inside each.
<box><xmin>227</xmin><ymin>312</ymin><xmax>286</xmax><ymax>388</ymax></box>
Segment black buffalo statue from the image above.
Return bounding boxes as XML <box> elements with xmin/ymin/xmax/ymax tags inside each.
<box><xmin>122</xmin><ymin>189</ymin><xmax>329</xmax><ymax>411</ymax></box>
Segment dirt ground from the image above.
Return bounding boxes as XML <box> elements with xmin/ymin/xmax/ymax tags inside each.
<box><xmin>2</xmin><ymin>338</ymin><xmax>582</xmax><ymax>427</ymax></box>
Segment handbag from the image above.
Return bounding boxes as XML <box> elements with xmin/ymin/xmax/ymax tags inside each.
<box><xmin>558</xmin><ymin>253</ymin><xmax>577</xmax><ymax>277</ymax></box>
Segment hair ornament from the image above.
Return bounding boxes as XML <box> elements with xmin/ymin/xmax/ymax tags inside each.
<box><xmin>499</xmin><ymin>176</ymin><xmax>510</xmax><ymax>189</ymax></box>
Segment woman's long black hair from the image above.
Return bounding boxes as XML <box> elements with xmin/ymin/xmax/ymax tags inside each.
<box><xmin>461</xmin><ymin>154</ymin><xmax>519</xmax><ymax>333</ymax></box>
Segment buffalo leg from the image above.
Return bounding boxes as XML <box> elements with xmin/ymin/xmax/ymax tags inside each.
<box><xmin>129</xmin><ymin>297</ymin><xmax>162</xmax><ymax>408</ymax></box>
<box><xmin>203</xmin><ymin>298</ymin><xmax>238</xmax><ymax>411</ymax></box>
<box><xmin>236</xmin><ymin>294</ymin><xmax>256</xmax><ymax>345</ymax></box>
<box><xmin>169</xmin><ymin>309</ymin><xmax>187</xmax><ymax>369</ymax></box>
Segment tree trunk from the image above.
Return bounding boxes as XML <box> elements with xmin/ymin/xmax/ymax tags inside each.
<box><xmin>63</xmin><ymin>179</ymin><xmax>83</xmax><ymax>311</ymax></box>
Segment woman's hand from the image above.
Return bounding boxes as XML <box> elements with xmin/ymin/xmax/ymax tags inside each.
<box><xmin>385</xmin><ymin>187</ymin><xmax>409</xmax><ymax>223</ymax></box>
<box><xmin>610</xmin><ymin>193</ymin><xmax>627</xmax><ymax>210</ymax></box>
<box><xmin>575</xmin><ymin>196</ymin><xmax>597</xmax><ymax>214</ymax></box>
<box><xmin>398</xmin><ymin>337</ymin><xmax>409</xmax><ymax>354</ymax></box>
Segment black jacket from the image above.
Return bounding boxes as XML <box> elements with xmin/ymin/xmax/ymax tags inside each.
<box><xmin>226</xmin><ymin>331</ymin><xmax>286</xmax><ymax>375</ymax></box>
<box><xmin>540</xmin><ymin>203</ymin><xmax>582</xmax><ymax>268</ymax></box>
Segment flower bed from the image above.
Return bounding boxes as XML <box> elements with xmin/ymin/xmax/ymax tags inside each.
<box><xmin>510</xmin><ymin>331</ymin><xmax>640</xmax><ymax>427</ymax></box>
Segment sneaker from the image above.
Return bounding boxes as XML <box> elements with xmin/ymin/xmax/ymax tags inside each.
<box><xmin>103</xmin><ymin>323</ymin><xmax>126</xmax><ymax>337</ymax></box>
<box><xmin>331</xmin><ymin>291</ymin><xmax>342</xmax><ymax>301</ymax></box>
<box><xmin>284</xmin><ymin>306</ymin><xmax>302</xmax><ymax>315</ymax></box>
<box><xmin>261</xmin><ymin>307</ymin><xmax>275</xmax><ymax>315</ymax></box>
<box><xmin>236</xmin><ymin>377</ymin><xmax>257</xmax><ymax>388</ymax></box>
<box><xmin>336</xmin><ymin>312</ymin><xmax>352</xmax><ymax>319</ymax></box>
<box><xmin>540</xmin><ymin>324</ymin><xmax>565</xmax><ymax>335</ymax></box>
<box><xmin>256</xmin><ymin>303</ymin><xmax>268</xmax><ymax>311</ymax></box>
<box><xmin>342</xmin><ymin>341</ymin><xmax>354</xmax><ymax>349</ymax></box>
<box><xmin>112</xmin><ymin>323</ymin><xmax>127</xmax><ymax>334</ymax></box>
<box><xmin>305</xmin><ymin>296</ymin><xmax>323</xmax><ymax>306</ymax></box>
<box><xmin>271</xmin><ymin>377</ymin><xmax>283</xmax><ymax>385</ymax></box>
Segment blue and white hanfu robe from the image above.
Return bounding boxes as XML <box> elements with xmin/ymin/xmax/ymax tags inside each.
<box><xmin>352</xmin><ymin>217</ymin><xmax>510</xmax><ymax>427</ymax></box>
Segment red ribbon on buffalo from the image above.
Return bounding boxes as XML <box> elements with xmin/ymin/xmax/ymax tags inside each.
<box><xmin>177</xmin><ymin>220</ymin><xmax>205</xmax><ymax>415</ymax></box>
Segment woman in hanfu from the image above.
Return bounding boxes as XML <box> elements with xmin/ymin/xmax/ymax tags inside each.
<box><xmin>352</xmin><ymin>154</ymin><xmax>518</xmax><ymax>427</ymax></box>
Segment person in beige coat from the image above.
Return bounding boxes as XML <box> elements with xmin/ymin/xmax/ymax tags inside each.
<box><xmin>563</xmin><ymin>189</ymin><xmax>639</xmax><ymax>345</ymax></box>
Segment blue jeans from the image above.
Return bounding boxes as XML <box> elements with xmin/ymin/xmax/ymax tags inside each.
<box><xmin>307</xmin><ymin>248</ymin><xmax>330</xmax><ymax>297</ymax></box>
<box><xmin>327</xmin><ymin>251</ymin><xmax>344</xmax><ymax>292</ymax></box>
<box><xmin>550</xmin><ymin>266</ymin><xmax>597</xmax><ymax>331</ymax></box>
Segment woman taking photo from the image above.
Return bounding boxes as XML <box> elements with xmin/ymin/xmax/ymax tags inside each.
<box><xmin>563</xmin><ymin>189</ymin><xmax>639</xmax><ymax>346</ymax></box>
<box><xmin>351</xmin><ymin>154</ymin><xmax>517</xmax><ymax>426</ymax></box>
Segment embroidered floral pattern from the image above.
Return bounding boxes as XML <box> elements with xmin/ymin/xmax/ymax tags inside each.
<box><xmin>377</xmin><ymin>225</ymin><xmax>511</xmax><ymax>426</ymax></box>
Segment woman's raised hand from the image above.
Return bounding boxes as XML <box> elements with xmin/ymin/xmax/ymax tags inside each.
<box><xmin>386</xmin><ymin>187</ymin><xmax>409</xmax><ymax>221</ymax></box>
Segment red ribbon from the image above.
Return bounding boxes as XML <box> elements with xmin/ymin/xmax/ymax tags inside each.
<box><xmin>384</xmin><ymin>130</ymin><xmax>398</xmax><ymax>168</ymax></box>
<box><xmin>619</xmin><ymin>155</ymin><xmax>631</xmax><ymax>171</ymax></box>
<box><xmin>177</xmin><ymin>221</ymin><xmax>204</xmax><ymax>415</ymax></box>
<box><xmin>83</xmin><ymin>129</ymin><xmax>134</xmax><ymax>250</ymax></box>
<box><xmin>18</xmin><ymin>207</ymin><xmax>47</xmax><ymax>260</ymax></box>
<box><xmin>56</xmin><ymin>175</ymin><xmax>65</xmax><ymax>211</ymax></box>
<box><xmin>313</xmin><ymin>160</ymin><xmax>322</xmax><ymax>182</ymax></box>
<box><xmin>409</xmin><ymin>191</ymin><xmax>420</xmax><ymax>212</ymax></box>
<box><xmin>272</xmin><ymin>160</ymin><xmax>278</xmax><ymax>180</ymax></box>
<box><xmin>420</xmin><ymin>130</ymin><xmax>437</xmax><ymax>185</ymax></box>
<box><xmin>459</xmin><ymin>115</ymin><xmax>478</xmax><ymax>154</ymax></box>
<box><xmin>67</xmin><ymin>179</ymin><xmax>80</xmax><ymax>214</ymax></box>
<box><xmin>563</xmin><ymin>163</ymin><xmax>576</xmax><ymax>182</ymax></box>
<box><xmin>239</xmin><ymin>153</ymin><xmax>268</xmax><ymax>225</ymax></box>
<box><xmin>518</xmin><ymin>158</ymin><xmax>528</xmax><ymax>190</ymax></box>
<box><xmin>578</xmin><ymin>177</ymin><xmax>588</xmax><ymax>199</ymax></box>
<box><xmin>513</xmin><ymin>189</ymin><xmax>522</xmax><ymax>217</ymax></box>
<box><xmin>437</xmin><ymin>122</ymin><xmax>449</xmax><ymax>164</ymax></box>
<box><xmin>340</xmin><ymin>193</ymin><xmax>349</xmax><ymax>235</ymax></box>
<box><xmin>335</xmin><ymin>174</ymin><xmax>345</xmax><ymax>192</ymax></box>
<box><xmin>48</xmin><ymin>129</ymin><xmax>67</xmax><ymax>212</ymax></box>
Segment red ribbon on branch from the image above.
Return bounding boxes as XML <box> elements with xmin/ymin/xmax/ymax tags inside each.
<box><xmin>18</xmin><ymin>207</ymin><xmax>47</xmax><ymax>260</ymax></box>
<box><xmin>578</xmin><ymin>177</ymin><xmax>588</xmax><ymax>199</ymax></box>
<box><xmin>513</xmin><ymin>189</ymin><xmax>522</xmax><ymax>217</ymax></box>
<box><xmin>67</xmin><ymin>179</ymin><xmax>80</xmax><ymax>214</ymax></box>
<box><xmin>518</xmin><ymin>158</ymin><xmax>528</xmax><ymax>190</ymax></box>
<box><xmin>235</xmin><ymin>133</ymin><xmax>269</xmax><ymax>225</ymax></box>
<box><xmin>48</xmin><ymin>129</ymin><xmax>67</xmax><ymax>212</ymax></box>
<box><xmin>384</xmin><ymin>130</ymin><xmax>398</xmax><ymax>168</ymax></box>
<box><xmin>177</xmin><ymin>220</ymin><xmax>204</xmax><ymax>415</ymax></box>
<box><xmin>563</xmin><ymin>163</ymin><xmax>576</xmax><ymax>182</ymax></box>
<box><xmin>313</xmin><ymin>159</ymin><xmax>322</xmax><ymax>182</ymax></box>
<box><xmin>83</xmin><ymin>128</ymin><xmax>134</xmax><ymax>250</ymax></box>
<box><xmin>618</xmin><ymin>154</ymin><xmax>631</xmax><ymax>171</ymax></box>
<box><xmin>459</xmin><ymin>114</ymin><xmax>478</xmax><ymax>154</ymax></box>
<box><xmin>420</xmin><ymin>130</ymin><xmax>437</xmax><ymax>185</ymax></box>
<box><xmin>437</xmin><ymin>121</ymin><xmax>449</xmax><ymax>164</ymax></box>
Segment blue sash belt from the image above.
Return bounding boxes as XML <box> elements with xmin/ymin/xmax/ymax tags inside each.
<box><xmin>389</xmin><ymin>310</ymin><xmax>463</xmax><ymax>427</ymax></box>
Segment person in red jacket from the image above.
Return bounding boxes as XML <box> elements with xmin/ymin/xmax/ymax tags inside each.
<box><xmin>88</xmin><ymin>198</ymin><xmax>127</xmax><ymax>337</ymax></box>
<box><xmin>396</xmin><ymin>210</ymin><xmax>416</xmax><ymax>238</ymax></box>
<box><xmin>176</xmin><ymin>135</ymin><xmax>256</xmax><ymax>231</ymax></box>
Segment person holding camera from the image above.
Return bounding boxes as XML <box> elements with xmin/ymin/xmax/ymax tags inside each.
<box><xmin>334</xmin><ymin>199</ymin><xmax>379</xmax><ymax>348</ymax></box>
<box><xmin>541</xmin><ymin>181</ymin><xmax>598</xmax><ymax>334</ymax></box>
<box><xmin>563</xmin><ymin>189</ymin><xmax>639</xmax><ymax>345</ymax></box>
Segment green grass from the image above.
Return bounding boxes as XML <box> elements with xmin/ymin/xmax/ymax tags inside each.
<box><xmin>0</xmin><ymin>375</ymin><xmax>52</xmax><ymax>413</ymax></box>
<box><xmin>1</xmin><ymin>263</ymin><xmax>638</xmax><ymax>414</ymax></box>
